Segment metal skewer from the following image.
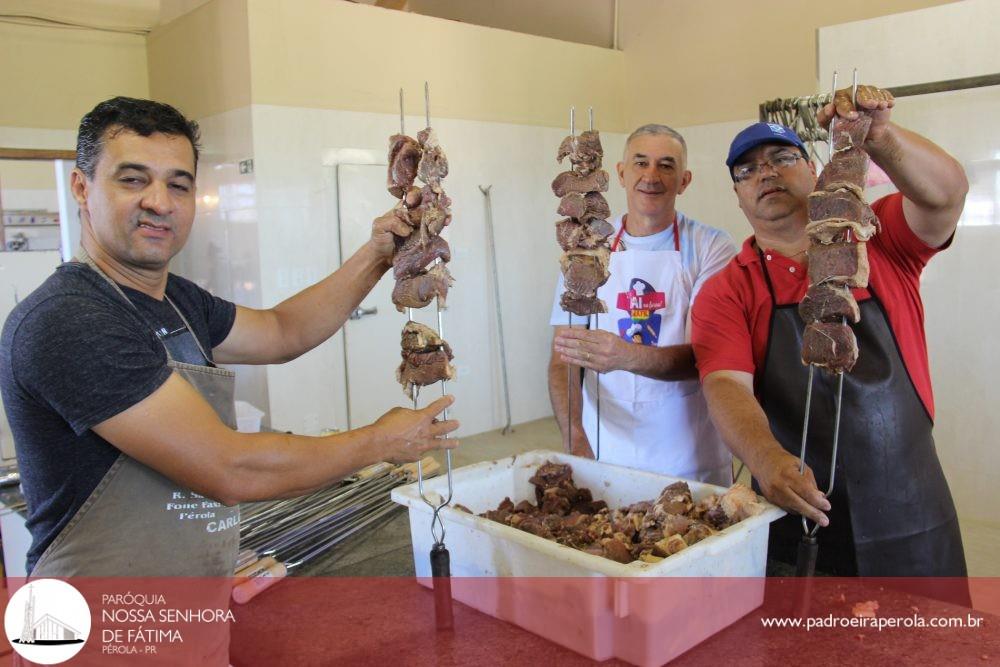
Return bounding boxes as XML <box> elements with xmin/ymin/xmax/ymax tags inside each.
<box><xmin>590</xmin><ymin>107</ymin><xmax>601</xmax><ymax>462</ymax></box>
<box><xmin>566</xmin><ymin>106</ymin><xmax>575</xmax><ymax>456</ymax></box>
<box><xmin>412</xmin><ymin>80</ymin><xmax>455</xmax><ymax>631</ymax></box>
<box><xmin>232</xmin><ymin>497</ymin><xmax>400</xmax><ymax>604</ymax></box>
<box><xmin>480</xmin><ymin>184</ymin><xmax>513</xmax><ymax>435</ymax></box>
<box><xmin>797</xmin><ymin>69</ymin><xmax>855</xmax><ymax>583</ymax></box>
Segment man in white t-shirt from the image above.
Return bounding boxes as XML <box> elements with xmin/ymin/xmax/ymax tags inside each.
<box><xmin>548</xmin><ymin>124</ymin><xmax>735</xmax><ymax>484</ymax></box>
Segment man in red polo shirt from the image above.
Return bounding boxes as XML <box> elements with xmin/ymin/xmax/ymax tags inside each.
<box><xmin>691</xmin><ymin>85</ymin><xmax>969</xmax><ymax>586</ymax></box>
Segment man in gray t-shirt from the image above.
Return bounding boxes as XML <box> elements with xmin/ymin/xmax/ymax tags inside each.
<box><xmin>0</xmin><ymin>97</ymin><xmax>459</xmax><ymax>577</ymax></box>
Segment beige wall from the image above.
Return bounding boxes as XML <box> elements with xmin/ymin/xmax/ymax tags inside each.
<box><xmin>620</xmin><ymin>0</ymin><xmax>957</xmax><ymax>128</ymax></box>
<box><xmin>406</xmin><ymin>0</ymin><xmax>616</xmax><ymax>48</ymax></box>
<box><xmin>0</xmin><ymin>22</ymin><xmax>147</xmax><ymax>130</ymax></box>
<box><xmin>146</xmin><ymin>0</ymin><xmax>252</xmax><ymax>120</ymax></box>
<box><xmin>246</xmin><ymin>0</ymin><xmax>627</xmax><ymax>131</ymax></box>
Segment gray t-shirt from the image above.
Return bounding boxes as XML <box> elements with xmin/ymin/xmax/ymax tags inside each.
<box><xmin>0</xmin><ymin>262</ymin><xmax>236</xmax><ymax>572</ymax></box>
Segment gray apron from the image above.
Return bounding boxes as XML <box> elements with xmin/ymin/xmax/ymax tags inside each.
<box><xmin>30</xmin><ymin>250</ymin><xmax>241</xmax><ymax>578</ymax></box>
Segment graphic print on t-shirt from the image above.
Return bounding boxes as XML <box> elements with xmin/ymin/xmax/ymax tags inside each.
<box><xmin>615</xmin><ymin>278</ymin><xmax>666</xmax><ymax>345</ymax></box>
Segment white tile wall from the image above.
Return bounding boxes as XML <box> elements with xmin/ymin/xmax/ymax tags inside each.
<box><xmin>172</xmin><ymin>107</ymin><xmax>269</xmax><ymax>418</ymax></box>
<box><xmin>246</xmin><ymin>104</ymin><xmax>628</xmax><ymax>436</ymax></box>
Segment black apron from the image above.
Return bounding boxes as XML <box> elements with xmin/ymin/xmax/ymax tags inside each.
<box><xmin>755</xmin><ymin>249</ymin><xmax>968</xmax><ymax>602</ymax></box>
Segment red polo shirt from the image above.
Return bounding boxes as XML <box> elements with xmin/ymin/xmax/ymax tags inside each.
<box><xmin>691</xmin><ymin>192</ymin><xmax>948</xmax><ymax>420</ymax></box>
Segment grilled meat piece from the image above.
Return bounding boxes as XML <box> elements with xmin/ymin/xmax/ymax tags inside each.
<box><xmin>808</xmin><ymin>241</ymin><xmax>870</xmax><ymax>288</ymax></box>
<box><xmin>831</xmin><ymin>114</ymin><xmax>873</xmax><ymax>153</ymax></box>
<box><xmin>683</xmin><ymin>522</ymin><xmax>715</xmax><ymax>546</ymax></box>
<box><xmin>400</xmin><ymin>320</ymin><xmax>452</xmax><ymax>356</ymax></box>
<box><xmin>652</xmin><ymin>534</ymin><xmax>688</xmax><ymax>557</ymax></box>
<box><xmin>720</xmin><ymin>484</ymin><xmax>767</xmax><ymax>523</ymax></box>
<box><xmin>556</xmin><ymin>130</ymin><xmax>604</xmax><ymax>175</ymax></box>
<box><xmin>657</xmin><ymin>482</ymin><xmax>694</xmax><ymax>515</ymax></box>
<box><xmin>529</xmin><ymin>462</ymin><xmax>574</xmax><ymax>490</ymax></box>
<box><xmin>808</xmin><ymin>188</ymin><xmax>868</xmax><ymax>224</ymax></box>
<box><xmin>601</xmin><ymin>537</ymin><xmax>633</xmax><ymax>564</ymax></box>
<box><xmin>387</xmin><ymin>134</ymin><xmax>421</xmax><ymax>198</ymax></box>
<box><xmin>798</xmin><ymin>282</ymin><xmax>860</xmax><ymax>324</ymax></box>
<box><xmin>816</xmin><ymin>148</ymin><xmax>868</xmax><ymax>195</ymax></box>
<box><xmin>416</xmin><ymin>127</ymin><xmax>449</xmax><ymax>189</ymax></box>
<box><xmin>392</xmin><ymin>263</ymin><xmax>453</xmax><ymax>311</ymax></box>
<box><xmin>551</xmin><ymin>169</ymin><xmax>609</xmax><ymax>197</ymax></box>
<box><xmin>396</xmin><ymin>321</ymin><xmax>455</xmax><ymax>398</ymax></box>
<box><xmin>557</xmin><ymin>191</ymin><xmax>611</xmax><ymax>222</ymax></box>
<box><xmin>806</xmin><ymin>218</ymin><xmax>878</xmax><ymax>244</ymax></box>
<box><xmin>559</xmin><ymin>291</ymin><xmax>607</xmax><ymax>316</ymax></box>
<box><xmin>802</xmin><ymin>321</ymin><xmax>859</xmax><ymax>373</ymax></box>
<box><xmin>560</xmin><ymin>247</ymin><xmax>610</xmax><ymax>296</ymax></box>
<box><xmin>415</xmin><ymin>185</ymin><xmax>452</xmax><ymax>240</ymax></box>
<box><xmin>393</xmin><ymin>234</ymin><xmax>451</xmax><ymax>280</ymax></box>
<box><xmin>555</xmin><ymin>218</ymin><xmax>614</xmax><ymax>251</ymax></box>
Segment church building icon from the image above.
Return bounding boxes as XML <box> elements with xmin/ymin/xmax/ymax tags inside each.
<box><xmin>14</xmin><ymin>584</ymin><xmax>83</xmax><ymax>645</ymax></box>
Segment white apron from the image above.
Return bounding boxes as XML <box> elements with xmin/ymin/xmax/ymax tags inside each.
<box><xmin>581</xmin><ymin>215</ymin><xmax>731</xmax><ymax>485</ymax></box>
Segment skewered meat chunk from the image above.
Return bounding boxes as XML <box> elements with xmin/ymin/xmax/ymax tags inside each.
<box><xmin>808</xmin><ymin>188</ymin><xmax>869</xmax><ymax>225</ymax></box>
<box><xmin>800</xmin><ymin>108</ymin><xmax>876</xmax><ymax>375</ymax></box>
<box><xmin>416</xmin><ymin>127</ymin><xmax>449</xmax><ymax>190</ymax></box>
<box><xmin>560</xmin><ymin>291</ymin><xmax>607</xmax><ymax>316</ymax></box>
<box><xmin>556</xmin><ymin>130</ymin><xmax>604</xmax><ymax>175</ymax></box>
<box><xmin>555</xmin><ymin>218</ymin><xmax>614</xmax><ymax>251</ymax></box>
<box><xmin>393</xmin><ymin>234</ymin><xmax>451</xmax><ymax>280</ymax></box>
<box><xmin>551</xmin><ymin>169</ymin><xmax>609</xmax><ymax>197</ymax></box>
<box><xmin>560</xmin><ymin>247</ymin><xmax>610</xmax><ymax>295</ymax></box>
<box><xmin>806</xmin><ymin>218</ymin><xmax>878</xmax><ymax>245</ymax></box>
<box><xmin>798</xmin><ymin>282</ymin><xmax>860</xmax><ymax>324</ymax></box>
<box><xmin>387</xmin><ymin>134</ymin><xmax>422</xmax><ymax>198</ymax></box>
<box><xmin>402</xmin><ymin>186</ymin><xmax>423</xmax><ymax>209</ymax></box>
<box><xmin>808</xmin><ymin>241</ymin><xmax>870</xmax><ymax>288</ymax></box>
<box><xmin>557</xmin><ymin>191</ymin><xmax>611</xmax><ymax>222</ymax></box>
<box><xmin>400</xmin><ymin>320</ymin><xmax>453</xmax><ymax>356</ymax></box>
<box><xmin>392</xmin><ymin>263</ymin><xmax>453</xmax><ymax>311</ymax></box>
<box><xmin>816</xmin><ymin>148</ymin><xmax>868</xmax><ymax>194</ymax></box>
<box><xmin>831</xmin><ymin>114</ymin><xmax>873</xmax><ymax>153</ymax></box>
<box><xmin>416</xmin><ymin>186</ymin><xmax>452</xmax><ymax>239</ymax></box>
<box><xmin>802</xmin><ymin>321</ymin><xmax>858</xmax><ymax>372</ymax></box>
<box><xmin>396</xmin><ymin>321</ymin><xmax>455</xmax><ymax>398</ymax></box>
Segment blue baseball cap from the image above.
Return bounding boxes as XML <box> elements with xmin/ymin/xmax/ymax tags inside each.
<box><xmin>726</xmin><ymin>122</ymin><xmax>808</xmax><ymax>171</ymax></box>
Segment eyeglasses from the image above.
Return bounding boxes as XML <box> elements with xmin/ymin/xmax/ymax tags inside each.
<box><xmin>732</xmin><ymin>152</ymin><xmax>804</xmax><ymax>182</ymax></box>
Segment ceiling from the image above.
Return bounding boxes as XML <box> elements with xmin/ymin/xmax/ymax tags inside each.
<box><xmin>0</xmin><ymin>0</ymin><xmax>618</xmax><ymax>48</ymax></box>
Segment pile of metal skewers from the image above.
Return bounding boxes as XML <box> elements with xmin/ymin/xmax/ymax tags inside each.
<box><xmin>232</xmin><ymin>458</ymin><xmax>438</xmax><ymax>604</ymax></box>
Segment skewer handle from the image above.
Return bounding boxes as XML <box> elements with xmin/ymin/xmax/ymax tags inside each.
<box><xmin>232</xmin><ymin>557</ymin><xmax>287</xmax><ymax>604</ymax></box>
<box><xmin>795</xmin><ymin>535</ymin><xmax>818</xmax><ymax>577</ymax></box>
<box><xmin>430</xmin><ymin>543</ymin><xmax>454</xmax><ymax>630</ymax></box>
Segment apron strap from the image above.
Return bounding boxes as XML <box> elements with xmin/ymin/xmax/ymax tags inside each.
<box><xmin>610</xmin><ymin>214</ymin><xmax>681</xmax><ymax>253</ymax></box>
<box><xmin>164</xmin><ymin>295</ymin><xmax>213</xmax><ymax>364</ymax></box>
<box><xmin>73</xmin><ymin>247</ymin><xmax>211</xmax><ymax>365</ymax></box>
<box><xmin>757</xmin><ymin>246</ymin><xmax>778</xmax><ymax>304</ymax></box>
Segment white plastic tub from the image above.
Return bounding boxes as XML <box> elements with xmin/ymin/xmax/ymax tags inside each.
<box><xmin>235</xmin><ymin>400</ymin><xmax>265</xmax><ymax>433</ymax></box>
<box><xmin>391</xmin><ymin>450</ymin><xmax>785</xmax><ymax>666</ymax></box>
